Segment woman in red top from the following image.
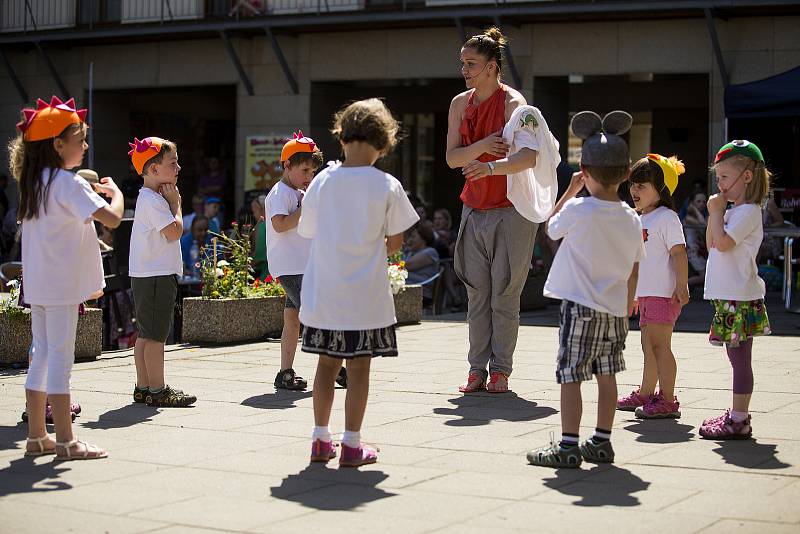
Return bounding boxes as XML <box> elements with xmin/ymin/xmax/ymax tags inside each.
<box><xmin>446</xmin><ymin>28</ymin><xmax>540</xmax><ymax>394</ymax></box>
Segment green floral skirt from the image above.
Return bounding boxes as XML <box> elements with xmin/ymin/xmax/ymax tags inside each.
<box><xmin>709</xmin><ymin>299</ymin><xmax>771</xmax><ymax>348</ymax></box>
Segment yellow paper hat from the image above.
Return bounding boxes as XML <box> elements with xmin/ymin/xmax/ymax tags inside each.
<box><xmin>646</xmin><ymin>153</ymin><xmax>685</xmax><ymax>196</ymax></box>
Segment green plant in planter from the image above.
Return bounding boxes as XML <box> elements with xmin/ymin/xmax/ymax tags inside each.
<box><xmin>0</xmin><ymin>279</ymin><xmax>29</xmax><ymax>321</ymax></box>
<box><xmin>199</xmin><ymin>223</ymin><xmax>285</xmax><ymax>300</ymax></box>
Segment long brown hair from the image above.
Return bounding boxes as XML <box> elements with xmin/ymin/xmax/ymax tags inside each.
<box><xmin>8</xmin><ymin>122</ymin><xmax>85</xmax><ymax>220</ymax></box>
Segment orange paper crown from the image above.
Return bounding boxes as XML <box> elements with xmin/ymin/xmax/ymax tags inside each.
<box><xmin>16</xmin><ymin>96</ymin><xmax>87</xmax><ymax>142</ymax></box>
<box><xmin>281</xmin><ymin>131</ymin><xmax>317</xmax><ymax>162</ymax></box>
<box><xmin>128</xmin><ymin>137</ymin><xmax>165</xmax><ymax>175</ymax></box>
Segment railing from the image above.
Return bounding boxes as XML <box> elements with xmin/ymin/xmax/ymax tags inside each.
<box><xmin>121</xmin><ymin>0</ymin><xmax>205</xmax><ymax>24</ymax></box>
<box><xmin>0</xmin><ymin>0</ymin><xmax>76</xmax><ymax>33</ymax></box>
<box><xmin>268</xmin><ymin>0</ymin><xmax>366</xmax><ymax>14</ymax></box>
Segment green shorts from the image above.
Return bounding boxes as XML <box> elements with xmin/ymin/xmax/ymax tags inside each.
<box><xmin>131</xmin><ymin>275</ymin><xmax>177</xmax><ymax>343</ymax></box>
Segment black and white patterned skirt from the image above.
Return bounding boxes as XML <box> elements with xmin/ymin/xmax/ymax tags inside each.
<box><xmin>302</xmin><ymin>325</ymin><xmax>398</xmax><ymax>358</ymax></box>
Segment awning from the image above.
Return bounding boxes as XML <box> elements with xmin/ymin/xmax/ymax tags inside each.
<box><xmin>725</xmin><ymin>65</ymin><xmax>800</xmax><ymax>118</ymax></box>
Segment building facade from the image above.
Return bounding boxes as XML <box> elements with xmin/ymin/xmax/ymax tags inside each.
<box><xmin>2</xmin><ymin>0</ymin><xmax>799</xmax><ymax>221</ymax></box>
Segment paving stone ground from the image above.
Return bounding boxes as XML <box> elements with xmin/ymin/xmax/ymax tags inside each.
<box><xmin>1</xmin><ymin>315</ymin><xmax>798</xmax><ymax>533</ymax></box>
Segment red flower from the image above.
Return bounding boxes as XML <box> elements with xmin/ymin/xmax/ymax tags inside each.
<box><xmin>264</xmin><ymin>275</ymin><xmax>274</xmax><ymax>284</ymax></box>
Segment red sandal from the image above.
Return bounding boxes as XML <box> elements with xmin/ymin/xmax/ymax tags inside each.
<box><xmin>487</xmin><ymin>371</ymin><xmax>509</xmax><ymax>393</ymax></box>
<box><xmin>458</xmin><ymin>371</ymin><xmax>487</xmax><ymax>393</ymax></box>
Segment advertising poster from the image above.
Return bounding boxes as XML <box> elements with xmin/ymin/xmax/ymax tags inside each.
<box><xmin>245</xmin><ymin>134</ymin><xmax>289</xmax><ymax>191</ymax></box>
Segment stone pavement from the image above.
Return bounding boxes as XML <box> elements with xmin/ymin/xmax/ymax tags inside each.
<box><xmin>0</xmin><ymin>318</ymin><xmax>798</xmax><ymax>533</ymax></box>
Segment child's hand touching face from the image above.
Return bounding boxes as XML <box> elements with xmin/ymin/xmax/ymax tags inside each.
<box><xmin>707</xmin><ymin>193</ymin><xmax>727</xmax><ymax>214</ymax></box>
<box><xmin>160</xmin><ymin>183</ymin><xmax>181</xmax><ymax>208</ymax></box>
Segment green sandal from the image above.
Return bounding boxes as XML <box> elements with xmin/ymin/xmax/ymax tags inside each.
<box><xmin>527</xmin><ymin>435</ymin><xmax>582</xmax><ymax>469</ymax></box>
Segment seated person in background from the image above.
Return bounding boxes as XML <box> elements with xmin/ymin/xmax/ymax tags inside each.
<box><xmin>204</xmin><ymin>197</ymin><xmax>223</xmax><ymax>235</ymax></box>
<box><xmin>404</xmin><ymin>223</ymin><xmax>440</xmax><ymax>305</ymax></box>
<box><xmin>432</xmin><ymin>208</ymin><xmax>456</xmax><ymax>259</ymax></box>
<box><xmin>180</xmin><ymin>215</ymin><xmax>211</xmax><ymax>277</ymax></box>
<box><xmin>182</xmin><ymin>193</ymin><xmax>206</xmax><ymax>235</ymax></box>
<box><xmin>681</xmin><ymin>190</ymin><xmax>708</xmax><ymax>289</ymax></box>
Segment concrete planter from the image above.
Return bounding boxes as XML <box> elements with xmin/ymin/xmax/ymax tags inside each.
<box><xmin>0</xmin><ymin>308</ymin><xmax>103</xmax><ymax>364</ymax></box>
<box><xmin>181</xmin><ymin>296</ymin><xmax>284</xmax><ymax>345</ymax></box>
<box><xmin>520</xmin><ymin>273</ymin><xmax>548</xmax><ymax>311</ymax></box>
<box><xmin>394</xmin><ymin>284</ymin><xmax>423</xmax><ymax>326</ymax></box>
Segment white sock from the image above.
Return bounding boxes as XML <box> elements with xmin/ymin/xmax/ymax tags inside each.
<box><xmin>730</xmin><ymin>410</ymin><xmax>749</xmax><ymax>423</ymax></box>
<box><xmin>312</xmin><ymin>426</ymin><xmax>331</xmax><ymax>442</ymax></box>
<box><xmin>342</xmin><ymin>430</ymin><xmax>361</xmax><ymax>448</ymax></box>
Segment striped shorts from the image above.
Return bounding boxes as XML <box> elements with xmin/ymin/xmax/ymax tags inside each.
<box><xmin>556</xmin><ymin>300</ymin><xmax>628</xmax><ymax>384</ymax></box>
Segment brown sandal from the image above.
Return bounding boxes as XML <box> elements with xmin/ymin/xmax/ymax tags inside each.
<box><xmin>55</xmin><ymin>439</ymin><xmax>108</xmax><ymax>461</ymax></box>
<box><xmin>487</xmin><ymin>371</ymin><xmax>510</xmax><ymax>393</ymax></box>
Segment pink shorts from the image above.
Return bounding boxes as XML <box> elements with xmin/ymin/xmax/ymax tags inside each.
<box><xmin>638</xmin><ymin>296</ymin><xmax>682</xmax><ymax>327</ymax></box>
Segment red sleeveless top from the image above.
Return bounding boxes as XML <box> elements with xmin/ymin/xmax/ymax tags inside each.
<box><xmin>459</xmin><ymin>84</ymin><xmax>512</xmax><ymax>210</ymax></box>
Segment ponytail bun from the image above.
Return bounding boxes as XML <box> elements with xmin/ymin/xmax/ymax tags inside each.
<box><xmin>483</xmin><ymin>27</ymin><xmax>507</xmax><ymax>47</ymax></box>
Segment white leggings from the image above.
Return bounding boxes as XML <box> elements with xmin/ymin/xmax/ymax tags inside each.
<box><xmin>25</xmin><ymin>304</ymin><xmax>78</xmax><ymax>395</ymax></box>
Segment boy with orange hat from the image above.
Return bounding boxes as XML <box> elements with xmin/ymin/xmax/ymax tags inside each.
<box><xmin>266</xmin><ymin>132</ymin><xmax>346</xmax><ymax>390</ymax></box>
<box><xmin>128</xmin><ymin>137</ymin><xmax>196</xmax><ymax>407</ymax></box>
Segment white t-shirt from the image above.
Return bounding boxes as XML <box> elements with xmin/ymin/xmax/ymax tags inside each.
<box><xmin>129</xmin><ymin>187</ymin><xmax>183</xmax><ymax>277</ymax></box>
<box><xmin>704</xmin><ymin>203</ymin><xmax>766</xmax><ymax>301</ymax></box>
<box><xmin>544</xmin><ymin>196</ymin><xmax>645</xmax><ymax>317</ymax></box>
<box><xmin>298</xmin><ymin>164</ymin><xmax>419</xmax><ymax>330</ymax></box>
<box><xmin>636</xmin><ymin>206</ymin><xmax>686</xmax><ymax>298</ymax></box>
<box><xmin>21</xmin><ymin>168</ymin><xmax>107</xmax><ymax>305</ymax></box>
<box><xmin>265</xmin><ymin>180</ymin><xmax>310</xmax><ymax>277</ymax></box>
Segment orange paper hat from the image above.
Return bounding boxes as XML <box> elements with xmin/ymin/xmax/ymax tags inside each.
<box><xmin>16</xmin><ymin>96</ymin><xmax>87</xmax><ymax>142</ymax></box>
<box><xmin>128</xmin><ymin>137</ymin><xmax>165</xmax><ymax>175</ymax></box>
<box><xmin>281</xmin><ymin>131</ymin><xmax>317</xmax><ymax>162</ymax></box>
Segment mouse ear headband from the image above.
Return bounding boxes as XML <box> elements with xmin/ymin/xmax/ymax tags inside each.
<box><xmin>570</xmin><ymin>110</ymin><xmax>632</xmax><ymax>167</ymax></box>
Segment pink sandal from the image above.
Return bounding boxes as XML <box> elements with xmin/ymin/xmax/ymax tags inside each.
<box><xmin>310</xmin><ymin>439</ymin><xmax>337</xmax><ymax>463</ymax></box>
<box><xmin>339</xmin><ymin>442</ymin><xmax>379</xmax><ymax>468</ymax></box>
<box><xmin>699</xmin><ymin>413</ymin><xmax>752</xmax><ymax>440</ymax></box>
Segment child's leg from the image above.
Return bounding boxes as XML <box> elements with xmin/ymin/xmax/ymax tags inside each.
<box><xmin>649</xmin><ymin>323</ymin><xmax>677</xmax><ymax>399</ymax></box>
<box><xmin>344</xmin><ymin>357</ymin><xmax>372</xmax><ymax>433</ymax></box>
<box><xmin>133</xmin><ymin>337</ymin><xmax>149</xmax><ymax>388</ymax></box>
<box><xmin>639</xmin><ymin>325</ymin><xmax>659</xmax><ymax>396</ymax></box>
<box><xmin>143</xmin><ymin>339</ymin><xmax>166</xmax><ymax>389</ymax></box>
<box><xmin>560</xmin><ymin>382</ymin><xmax>582</xmax><ymax>436</ymax></box>
<box><xmin>313</xmin><ymin>355</ymin><xmax>343</xmax><ymax>427</ymax></box>
<box><xmin>596</xmin><ymin>374</ymin><xmax>618</xmax><ymax>432</ymax></box>
<box><xmin>26</xmin><ymin>306</ymin><xmax>49</xmax><ymax>440</ymax></box>
<box><xmin>727</xmin><ymin>338</ymin><xmax>753</xmax><ymax>413</ymax></box>
<box><xmin>280</xmin><ymin>308</ymin><xmax>301</xmax><ymax>371</ymax></box>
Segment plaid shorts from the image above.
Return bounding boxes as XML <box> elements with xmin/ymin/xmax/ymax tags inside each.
<box><xmin>556</xmin><ymin>300</ymin><xmax>628</xmax><ymax>384</ymax></box>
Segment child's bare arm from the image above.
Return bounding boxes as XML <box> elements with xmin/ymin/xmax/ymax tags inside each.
<box><xmin>159</xmin><ymin>184</ymin><xmax>183</xmax><ymax>242</ymax></box>
<box><xmin>92</xmin><ymin>177</ymin><xmax>124</xmax><ymax>229</ymax></box>
<box><xmin>670</xmin><ymin>244</ymin><xmax>690</xmax><ymax>305</ymax></box>
<box><xmin>386</xmin><ymin>233</ymin><xmax>404</xmax><ymax>255</ymax></box>
<box><xmin>706</xmin><ymin>194</ymin><xmax>735</xmax><ymax>252</ymax></box>
<box><xmin>545</xmin><ymin>171</ymin><xmax>584</xmax><ymax>238</ymax></box>
<box><xmin>627</xmin><ymin>262</ymin><xmax>639</xmax><ymax>317</ymax></box>
<box><xmin>271</xmin><ymin>209</ymin><xmax>301</xmax><ymax>233</ymax></box>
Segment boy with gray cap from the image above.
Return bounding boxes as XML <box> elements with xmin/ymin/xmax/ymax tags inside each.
<box><xmin>527</xmin><ymin>111</ymin><xmax>645</xmax><ymax>468</ymax></box>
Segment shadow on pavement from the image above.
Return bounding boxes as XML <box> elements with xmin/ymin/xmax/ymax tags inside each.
<box><xmin>241</xmin><ymin>390</ymin><xmax>313</xmax><ymax>410</ymax></box>
<box><xmin>712</xmin><ymin>439</ymin><xmax>792</xmax><ymax>470</ymax></box>
<box><xmin>270</xmin><ymin>463</ymin><xmax>395</xmax><ymax>510</ymax></box>
<box><xmin>623</xmin><ymin>418</ymin><xmax>695</xmax><ymax>443</ymax></box>
<box><xmin>543</xmin><ymin>465</ymin><xmax>649</xmax><ymax>507</ymax></box>
<box><xmin>433</xmin><ymin>393</ymin><xmax>558</xmax><ymax>426</ymax></box>
<box><xmin>0</xmin><ymin>423</ymin><xmax>73</xmax><ymax>498</ymax></box>
<box><xmin>81</xmin><ymin>404</ymin><xmax>160</xmax><ymax>430</ymax></box>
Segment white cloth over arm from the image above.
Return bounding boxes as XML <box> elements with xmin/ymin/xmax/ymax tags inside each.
<box><xmin>502</xmin><ymin>105</ymin><xmax>561</xmax><ymax>223</ymax></box>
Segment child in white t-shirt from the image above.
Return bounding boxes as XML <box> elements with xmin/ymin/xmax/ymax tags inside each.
<box><xmin>617</xmin><ymin>154</ymin><xmax>689</xmax><ymax>419</ymax></box>
<box><xmin>266</xmin><ymin>132</ymin><xmax>347</xmax><ymax>391</ymax></box>
<box><xmin>13</xmin><ymin>96</ymin><xmax>123</xmax><ymax>460</ymax></box>
<box><xmin>528</xmin><ymin>111</ymin><xmax>644</xmax><ymax>469</ymax></box>
<box><xmin>300</xmin><ymin>99</ymin><xmax>418</xmax><ymax>467</ymax></box>
<box><xmin>699</xmin><ymin>140</ymin><xmax>772</xmax><ymax>440</ymax></box>
<box><xmin>128</xmin><ymin>137</ymin><xmax>195</xmax><ymax>408</ymax></box>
